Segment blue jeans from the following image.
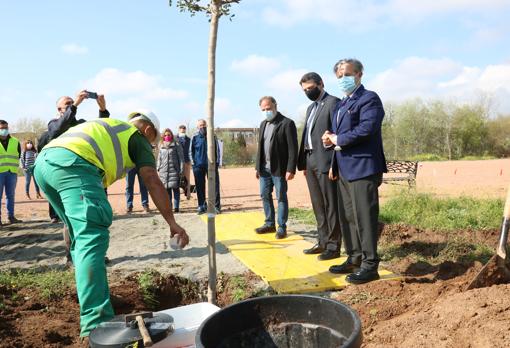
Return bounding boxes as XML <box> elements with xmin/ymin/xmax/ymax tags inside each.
<box><xmin>193</xmin><ymin>165</ymin><xmax>221</xmax><ymax>210</ymax></box>
<box><xmin>24</xmin><ymin>170</ymin><xmax>40</xmax><ymax>195</ymax></box>
<box><xmin>259</xmin><ymin>168</ymin><xmax>288</xmax><ymax>230</ymax></box>
<box><xmin>125</xmin><ymin>168</ymin><xmax>149</xmax><ymax>208</ymax></box>
<box><xmin>166</xmin><ymin>187</ymin><xmax>180</xmax><ymax>209</ymax></box>
<box><xmin>0</xmin><ymin>171</ymin><xmax>17</xmax><ymax>219</ymax></box>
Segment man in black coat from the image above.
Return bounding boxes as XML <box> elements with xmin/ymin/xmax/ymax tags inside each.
<box><xmin>297</xmin><ymin>72</ymin><xmax>342</xmax><ymax>260</ymax></box>
<box><xmin>255</xmin><ymin>96</ymin><xmax>298</xmax><ymax>239</ymax></box>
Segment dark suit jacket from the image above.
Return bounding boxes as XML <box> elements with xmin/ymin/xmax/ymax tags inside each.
<box><xmin>297</xmin><ymin>92</ymin><xmax>339</xmax><ymax>173</ymax></box>
<box><xmin>332</xmin><ymin>84</ymin><xmax>387</xmax><ymax>181</ymax></box>
<box><xmin>255</xmin><ymin>112</ymin><xmax>298</xmax><ymax>177</ymax></box>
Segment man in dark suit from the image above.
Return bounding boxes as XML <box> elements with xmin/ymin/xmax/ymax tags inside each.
<box><xmin>323</xmin><ymin>58</ymin><xmax>387</xmax><ymax>284</ymax></box>
<box><xmin>297</xmin><ymin>72</ymin><xmax>342</xmax><ymax>261</ymax></box>
<box><xmin>255</xmin><ymin>96</ymin><xmax>298</xmax><ymax>239</ymax></box>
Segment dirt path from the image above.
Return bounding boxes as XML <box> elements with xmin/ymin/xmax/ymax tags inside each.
<box><xmin>0</xmin><ymin>212</ymin><xmax>248</xmax><ymax>280</ymax></box>
<box><xmin>11</xmin><ymin>159</ymin><xmax>510</xmax><ymax>223</ymax></box>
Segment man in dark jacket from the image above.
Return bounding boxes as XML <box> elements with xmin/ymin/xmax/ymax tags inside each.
<box><xmin>190</xmin><ymin>119</ymin><xmax>221</xmax><ymax>215</ymax></box>
<box><xmin>37</xmin><ymin>90</ymin><xmax>110</xmax><ymax>263</ymax></box>
<box><xmin>177</xmin><ymin>125</ymin><xmax>192</xmax><ymax>199</ymax></box>
<box><xmin>255</xmin><ymin>96</ymin><xmax>298</xmax><ymax>239</ymax></box>
<box><xmin>323</xmin><ymin>58</ymin><xmax>387</xmax><ymax>284</ymax></box>
<box><xmin>297</xmin><ymin>72</ymin><xmax>342</xmax><ymax>260</ymax></box>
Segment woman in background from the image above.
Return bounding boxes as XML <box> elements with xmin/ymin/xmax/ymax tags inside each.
<box><xmin>21</xmin><ymin>139</ymin><xmax>42</xmax><ymax>200</ymax></box>
<box><xmin>157</xmin><ymin>129</ymin><xmax>184</xmax><ymax>212</ymax></box>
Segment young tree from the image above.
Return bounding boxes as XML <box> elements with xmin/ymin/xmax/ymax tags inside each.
<box><xmin>169</xmin><ymin>0</ymin><xmax>240</xmax><ymax>304</ymax></box>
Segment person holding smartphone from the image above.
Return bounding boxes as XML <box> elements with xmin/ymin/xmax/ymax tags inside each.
<box><xmin>37</xmin><ymin>90</ymin><xmax>110</xmax><ymax>263</ymax></box>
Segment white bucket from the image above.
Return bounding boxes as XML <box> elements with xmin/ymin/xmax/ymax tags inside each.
<box><xmin>153</xmin><ymin>302</ymin><xmax>220</xmax><ymax>348</ymax></box>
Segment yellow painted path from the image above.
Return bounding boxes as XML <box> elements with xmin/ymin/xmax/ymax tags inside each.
<box><xmin>203</xmin><ymin>211</ymin><xmax>399</xmax><ymax>293</ymax></box>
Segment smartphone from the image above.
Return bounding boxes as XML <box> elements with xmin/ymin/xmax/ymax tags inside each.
<box><xmin>86</xmin><ymin>91</ymin><xmax>98</xmax><ymax>99</ymax></box>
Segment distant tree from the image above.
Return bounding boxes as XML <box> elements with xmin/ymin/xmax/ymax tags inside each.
<box><xmin>487</xmin><ymin>114</ymin><xmax>510</xmax><ymax>157</ymax></box>
<box><xmin>11</xmin><ymin>117</ymin><xmax>46</xmax><ymax>136</ymax></box>
<box><xmin>451</xmin><ymin>104</ymin><xmax>489</xmax><ymax>158</ymax></box>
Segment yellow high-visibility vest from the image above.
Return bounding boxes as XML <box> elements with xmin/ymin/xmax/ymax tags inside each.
<box><xmin>0</xmin><ymin>136</ymin><xmax>20</xmax><ymax>173</ymax></box>
<box><xmin>45</xmin><ymin>118</ymin><xmax>138</xmax><ymax>187</ymax></box>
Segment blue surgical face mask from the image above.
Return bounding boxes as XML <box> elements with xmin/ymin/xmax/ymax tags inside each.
<box><xmin>0</xmin><ymin>129</ymin><xmax>9</xmax><ymax>137</ymax></box>
<box><xmin>338</xmin><ymin>75</ymin><xmax>357</xmax><ymax>95</ymax></box>
<box><xmin>262</xmin><ymin>110</ymin><xmax>275</xmax><ymax>121</ymax></box>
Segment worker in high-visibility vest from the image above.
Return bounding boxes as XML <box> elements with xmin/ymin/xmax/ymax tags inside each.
<box><xmin>33</xmin><ymin>110</ymin><xmax>190</xmax><ymax>340</ymax></box>
<box><xmin>0</xmin><ymin>119</ymin><xmax>22</xmax><ymax>226</ymax></box>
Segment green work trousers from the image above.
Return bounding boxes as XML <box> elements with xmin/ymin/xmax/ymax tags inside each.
<box><xmin>33</xmin><ymin>148</ymin><xmax>114</xmax><ymax>337</ymax></box>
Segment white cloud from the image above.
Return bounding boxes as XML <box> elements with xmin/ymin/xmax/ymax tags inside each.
<box><xmin>214</xmin><ymin>97</ymin><xmax>238</xmax><ymax>117</ymax></box>
<box><xmin>367</xmin><ymin>57</ymin><xmax>510</xmax><ymax>114</ymax></box>
<box><xmin>81</xmin><ymin>68</ymin><xmax>188</xmax><ymax>100</ymax></box>
<box><xmin>220</xmin><ymin>118</ymin><xmax>245</xmax><ymax>127</ymax></box>
<box><xmin>262</xmin><ymin>0</ymin><xmax>510</xmax><ymax>28</ymax></box>
<box><xmin>268</xmin><ymin>68</ymin><xmax>308</xmax><ymax>93</ymax></box>
<box><xmin>231</xmin><ymin>54</ymin><xmax>281</xmax><ymax>75</ymax></box>
<box><xmin>61</xmin><ymin>43</ymin><xmax>89</xmax><ymax>55</ymax></box>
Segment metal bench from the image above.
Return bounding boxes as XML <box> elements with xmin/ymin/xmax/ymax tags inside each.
<box><xmin>382</xmin><ymin>160</ymin><xmax>419</xmax><ymax>188</ymax></box>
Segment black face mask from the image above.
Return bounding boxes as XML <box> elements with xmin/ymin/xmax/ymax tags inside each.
<box><xmin>305</xmin><ymin>86</ymin><xmax>321</xmax><ymax>101</ymax></box>
<box><xmin>199</xmin><ymin>127</ymin><xmax>206</xmax><ymax>136</ymax></box>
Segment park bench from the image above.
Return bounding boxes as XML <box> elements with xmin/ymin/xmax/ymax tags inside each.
<box><xmin>382</xmin><ymin>160</ymin><xmax>419</xmax><ymax>188</ymax></box>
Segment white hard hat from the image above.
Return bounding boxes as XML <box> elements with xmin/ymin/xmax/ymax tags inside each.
<box><xmin>127</xmin><ymin>109</ymin><xmax>161</xmax><ymax>141</ymax></box>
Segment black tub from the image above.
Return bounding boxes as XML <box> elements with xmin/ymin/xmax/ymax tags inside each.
<box><xmin>195</xmin><ymin>295</ymin><xmax>362</xmax><ymax>348</ymax></box>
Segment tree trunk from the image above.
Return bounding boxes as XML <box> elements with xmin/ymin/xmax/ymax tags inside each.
<box><xmin>206</xmin><ymin>0</ymin><xmax>220</xmax><ymax>305</ymax></box>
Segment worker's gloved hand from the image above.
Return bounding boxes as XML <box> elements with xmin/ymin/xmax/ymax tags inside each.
<box><xmin>170</xmin><ymin>223</ymin><xmax>190</xmax><ymax>248</ymax></box>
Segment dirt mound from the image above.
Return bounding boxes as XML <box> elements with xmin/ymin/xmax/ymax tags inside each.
<box><xmin>0</xmin><ymin>271</ymin><xmax>259</xmax><ymax>347</ymax></box>
<box><xmin>333</xmin><ymin>232</ymin><xmax>510</xmax><ymax>348</ymax></box>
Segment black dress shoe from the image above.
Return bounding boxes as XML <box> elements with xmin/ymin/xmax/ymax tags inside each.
<box><xmin>8</xmin><ymin>216</ymin><xmax>22</xmax><ymax>224</ymax></box>
<box><xmin>346</xmin><ymin>269</ymin><xmax>380</xmax><ymax>284</ymax></box>
<box><xmin>275</xmin><ymin>230</ymin><xmax>287</xmax><ymax>239</ymax></box>
<box><xmin>255</xmin><ymin>225</ymin><xmax>276</xmax><ymax>234</ymax></box>
<box><xmin>318</xmin><ymin>250</ymin><xmax>340</xmax><ymax>261</ymax></box>
<box><xmin>329</xmin><ymin>260</ymin><xmax>361</xmax><ymax>274</ymax></box>
<box><xmin>303</xmin><ymin>244</ymin><xmax>324</xmax><ymax>255</ymax></box>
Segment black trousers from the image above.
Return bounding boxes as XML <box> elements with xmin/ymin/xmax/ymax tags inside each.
<box><xmin>305</xmin><ymin>153</ymin><xmax>341</xmax><ymax>251</ymax></box>
<box><xmin>337</xmin><ymin>172</ymin><xmax>382</xmax><ymax>271</ymax></box>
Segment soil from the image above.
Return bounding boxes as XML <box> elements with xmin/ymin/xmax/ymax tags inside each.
<box><xmin>2</xmin><ymin>160</ymin><xmax>510</xmax><ymax>347</ymax></box>
<box><xmin>0</xmin><ymin>271</ymin><xmax>258</xmax><ymax>347</ymax></box>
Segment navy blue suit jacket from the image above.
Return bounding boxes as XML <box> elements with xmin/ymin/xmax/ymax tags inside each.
<box><xmin>332</xmin><ymin>84</ymin><xmax>387</xmax><ymax>181</ymax></box>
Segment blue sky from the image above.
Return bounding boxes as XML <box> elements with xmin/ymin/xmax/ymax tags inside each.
<box><xmin>1</xmin><ymin>0</ymin><xmax>510</xmax><ymax>132</ymax></box>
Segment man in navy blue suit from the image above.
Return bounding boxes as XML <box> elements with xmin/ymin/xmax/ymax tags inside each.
<box><xmin>322</xmin><ymin>58</ymin><xmax>387</xmax><ymax>284</ymax></box>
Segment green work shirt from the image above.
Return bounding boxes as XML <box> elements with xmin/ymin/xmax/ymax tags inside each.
<box><xmin>128</xmin><ymin>132</ymin><xmax>156</xmax><ymax>170</ymax></box>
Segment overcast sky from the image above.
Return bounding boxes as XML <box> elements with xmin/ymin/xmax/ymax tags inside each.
<box><xmin>1</xmin><ymin>0</ymin><xmax>509</xmax><ymax>131</ymax></box>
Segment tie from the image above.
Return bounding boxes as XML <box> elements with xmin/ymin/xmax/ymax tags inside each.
<box><xmin>336</xmin><ymin>97</ymin><xmax>348</xmax><ymax>125</ymax></box>
<box><xmin>305</xmin><ymin>102</ymin><xmax>318</xmax><ymax>150</ymax></box>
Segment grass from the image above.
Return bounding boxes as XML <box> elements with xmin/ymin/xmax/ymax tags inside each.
<box><xmin>292</xmin><ymin>192</ymin><xmax>503</xmax><ymax>231</ymax></box>
<box><xmin>229</xmin><ymin>275</ymin><xmax>248</xmax><ymax>303</ymax></box>
<box><xmin>289</xmin><ymin>207</ymin><xmax>316</xmax><ymax>226</ymax></box>
<box><xmin>380</xmin><ymin>192</ymin><xmax>502</xmax><ymax>230</ymax></box>
<box><xmin>137</xmin><ymin>270</ymin><xmax>160</xmax><ymax>309</ymax></box>
<box><xmin>379</xmin><ymin>238</ymin><xmax>494</xmax><ymax>265</ymax></box>
<box><xmin>0</xmin><ymin>269</ymin><xmax>75</xmax><ymax>300</ymax></box>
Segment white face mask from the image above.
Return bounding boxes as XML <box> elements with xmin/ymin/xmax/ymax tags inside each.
<box><xmin>178</xmin><ymin>132</ymin><xmax>186</xmax><ymax>137</ymax></box>
<box><xmin>261</xmin><ymin>110</ymin><xmax>275</xmax><ymax>120</ymax></box>
<box><xmin>27</xmin><ymin>144</ymin><xmax>33</xmax><ymax>150</ymax></box>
